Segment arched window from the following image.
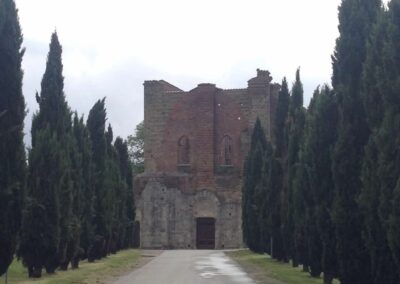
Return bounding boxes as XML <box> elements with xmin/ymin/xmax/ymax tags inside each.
<box><xmin>178</xmin><ymin>136</ymin><xmax>190</xmax><ymax>165</ymax></box>
<box><xmin>221</xmin><ymin>135</ymin><xmax>233</xmax><ymax>165</ymax></box>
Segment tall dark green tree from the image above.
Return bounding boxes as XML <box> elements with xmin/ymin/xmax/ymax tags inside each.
<box><xmin>114</xmin><ymin>137</ymin><xmax>135</xmax><ymax>249</ymax></box>
<box><xmin>375</xmin><ymin>2</ymin><xmax>400</xmax><ymax>279</ymax></box>
<box><xmin>303</xmin><ymin>86</ymin><xmax>338</xmax><ymax>283</ymax></box>
<box><xmin>274</xmin><ymin>78</ymin><xmax>290</xmax><ymax>157</ymax></box>
<box><xmin>87</xmin><ymin>98</ymin><xmax>109</xmax><ymax>260</ymax></box>
<box><xmin>72</xmin><ymin>115</ymin><xmax>95</xmax><ymax>263</ymax></box>
<box><xmin>242</xmin><ymin>118</ymin><xmax>268</xmax><ymax>253</ymax></box>
<box><xmin>274</xmin><ymin>78</ymin><xmax>291</xmax><ymax>262</ymax></box>
<box><xmin>19</xmin><ymin>32</ymin><xmax>73</xmax><ymax>276</ymax></box>
<box><xmin>257</xmin><ymin>140</ymin><xmax>273</xmax><ymax>254</ymax></box>
<box><xmin>362</xmin><ymin>1</ymin><xmax>400</xmax><ymax>281</ymax></box>
<box><xmin>0</xmin><ymin>0</ymin><xmax>26</xmax><ymax>276</ymax></box>
<box><xmin>331</xmin><ymin>0</ymin><xmax>381</xmax><ymax>283</ymax></box>
<box><xmin>359</xmin><ymin>6</ymin><xmax>399</xmax><ymax>283</ymax></box>
<box><xmin>104</xmin><ymin>124</ymin><xmax>119</xmax><ymax>254</ymax></box>
<box><xmin>259</xmin><ymin>142</ymin><xmax>284</xmax><ymax>260</ymax></box>
<box><xmin>287</xmin><ymin>69</ymin><xmax>306</xmax><ymax>267</ymax></box>
<box><xmin>19</xmin><ymin>128</ymin><xmax>61</xmax><ymax>277</ymax></box>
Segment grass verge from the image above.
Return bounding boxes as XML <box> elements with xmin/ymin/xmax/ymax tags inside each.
<box><xmin>0</xmin><ymin>249</ymin><xmax>141</xmax><ymax>284</ymax></box>
<box><xmin>226</xmin><ymin>250</ymin><xmax>340</xmax><ymax>284</ymax></box>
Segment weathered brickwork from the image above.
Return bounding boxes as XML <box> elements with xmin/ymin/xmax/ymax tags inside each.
<box><xmin>135</xmin><ymin>69</ymin><xmax>280</xmax><ymax>249</ymax></box>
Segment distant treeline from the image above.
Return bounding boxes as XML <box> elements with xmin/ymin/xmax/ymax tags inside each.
<box><xmin>0</xmin><ymin>0</ymin><xmax>135</xmax><ymax>278</ymax></box>
<box><xmin>242</xmin><ymin>1</ymin><xmax>400</xmax><ymax>284</ymax></box>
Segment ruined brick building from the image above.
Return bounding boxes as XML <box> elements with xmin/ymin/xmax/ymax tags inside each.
<box><xmin>135</xmin><ymin>69</ymin><xmax>280</xmax><ymax>249</ymax></box>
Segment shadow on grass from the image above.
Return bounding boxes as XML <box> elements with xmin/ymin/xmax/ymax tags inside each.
<box><xmin>0</xmin><ymin>249</ymin><xmax>140</xmax><ymax>284</ymax></box>
<box><xmin>226</xmin><ymin>250</ymin><xmax>340</xmax><ymax>284</ymax></box>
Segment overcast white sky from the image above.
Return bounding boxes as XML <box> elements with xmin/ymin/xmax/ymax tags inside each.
<box><xmin>16</xmin><ymin>0</ymin><xmax>343</xmax><ymax>145</ymax></box>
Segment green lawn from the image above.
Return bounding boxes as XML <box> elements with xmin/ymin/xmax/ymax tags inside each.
<box><xmin>227</xmin><ymin>250</ymin><xmax>340</xmax><ymax>284</ymax></box>
<box><xmin>0</xmin><ymin>249</ymin><xmax>141</xmax><ymax>284</ymax></box>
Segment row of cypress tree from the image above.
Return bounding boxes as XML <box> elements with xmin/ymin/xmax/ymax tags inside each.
<box><xmin>0</xmin><ymin>0</ymin><xmax>136</xmax><ymax>278</ymax></box>
<box><xmin>0</xmin><ymin>0</ymin><xmax>27</xmax><ymax>277</ymax></box>
<box><xmin>243</xmin><ymin>0</ymin><xmax>400</xmax><ymax>284</ymax></box>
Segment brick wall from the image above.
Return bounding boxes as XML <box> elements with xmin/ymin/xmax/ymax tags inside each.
<box><xmin>143</xmin><ymin>70</ymin><xmax>280</xmax><ymax>189</ymax></box>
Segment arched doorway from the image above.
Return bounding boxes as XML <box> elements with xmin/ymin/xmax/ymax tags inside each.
<box><xmin>196</xmin><ymin>217</ymin><xmax>215</xmax><ymax>249</ymax></box>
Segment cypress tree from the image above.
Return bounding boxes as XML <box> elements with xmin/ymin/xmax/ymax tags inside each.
<box><xmin>331</xmin><ymin>0</ymin><xmax>381</xmax><ymax>283</ymax></box>
<box><xmin>268</xmin><ymin>156</ymin><xmax>285</xmax><ymax>261</ymax></box>
<box><xmin>292</xmin><ymin>150</ymin><xmax>308</xmax><ymax>271</ymax></box>
<box><xmin>259</xmin><ymin>142</ymin><xmax>284</xmax><ymax>260</ymax></box>
<box><xmin>19</xmin><ymin>128</ymin><xmax>61</xmax><ymax>277</ymax></box>
<box><xmin>87</xmin><ymin>98</ymin><xmax>108</xmax><ymax>260</ymax></box>
<box><xmin>274</xmin><ymin>78</ymin><xmax>291</xmax><ymax>262</ymax></box>
<box><xmin>289</xmin><ymin>70</ymin><xmax>303</xmax><ymax>116</ymax></box>
<box><xmin>361</xmin><ymin>1</ymin><xmax>400</xmax><ymax>281</ymax></box>
<box><xmin>65</xmin><ymin>114</ymin><xmax>92</xmax><ymax>269</ymax></box>
<box><xmin>303</xmin><ymin>86</ymin><xmax>339</xmax><ymax>283</ymax></box>
<box><xmin>287</xmin><ymin>68</ymin><xmax>306</xmax><ymax>267</ymax></box>
<box><xmin>242</xmin><ymin>118</ymin><xmax>267</xmax><ymax>253</ymax></box>
<box><xmin>125</xmin><ymin>174</ymin><xmax>136</xmax><ymax>248</ymax></box>
<box><xmin>114</xmin><ymin>137</ymin><xmax>135</xmax><ymax>249</ymax></box>
<box><xmin>274</xmin><ymin>78</ymin><xmax>290</xmax><ymax>157</ymax></box>
<box><xmin>19</xmin><ymin>32</ymin><xmax>73</xmax><ymax>276</ymax></box>
<box><xmin>257</xmin><ymin>140</ymin><xmax>273</xmax><ymax>254</ymax></box>
<box><xmin>0</xmin><ymin>0</ymin><xmax>26</xmax><ymax>276</ymax></box>
<box><xmin>359</xmin><ymin>5</ymin><xmax>399</xmax><ymax>283</ymax></box>
<box><xmin>73</xmin><ymin>115</ymin><xmax>95</xmax><ymax>263</ymax></box>
<box><xmin>104</xmin><ymin>124</ymin><xmax>119</xmax><ymax>254</ymax></box>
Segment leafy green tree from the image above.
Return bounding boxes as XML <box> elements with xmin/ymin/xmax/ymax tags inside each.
<box><xmin>331</xmin><ymin>0</ymin><xmax>381</xmax><ymax>283</ymax></box>
<box><xmin>0</xmin><ymin>0</ymin><xmax>26</xmax><ymax>276</ymax></box>
<box><xmin>127</xmin><ymin>121</ymin><xmax>144</xmax><ymax>174</ymax></box>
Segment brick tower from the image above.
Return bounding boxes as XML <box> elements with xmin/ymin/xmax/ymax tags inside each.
<box><xmin>135</xmin><ymin>69</ymin><xmax>280</xmax><ymax>249</ymax></box>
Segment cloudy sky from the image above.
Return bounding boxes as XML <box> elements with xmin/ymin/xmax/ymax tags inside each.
<box><xmin>15</xmin><ymin>0</ymin><xmax>343</xmax><ymax>145</ymax></box>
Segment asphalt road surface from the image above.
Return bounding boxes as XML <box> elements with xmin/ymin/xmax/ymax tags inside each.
<box><xmin>113</xmin><ymin>250</ymin><xmax>256</xmax><ymax>284</ymax></box>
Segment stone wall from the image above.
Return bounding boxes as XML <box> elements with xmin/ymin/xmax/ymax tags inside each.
<box><xmin>138</xmin><ymin>177</ymin><xmax>242</xmax><ymax>249</ymax></box>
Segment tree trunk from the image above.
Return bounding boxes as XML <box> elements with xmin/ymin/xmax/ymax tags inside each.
<box><xmin>29</xmin><ymin>265</ymin><xmax>42</xmax><ymax>278</ymax></box>
<box><xmin>71</xmin><ymin>258</ymin><xmax>79</xmax><ymax>269</ymax></box>
<box><xmin>59</xmin><ymin>262</ymin><xmax>69</xmax><ymax>271</ymax></box>
<box><xmin>323</xmin><ymin>273</ymin><xmax>333</xmax><ymax>284</ymax></box>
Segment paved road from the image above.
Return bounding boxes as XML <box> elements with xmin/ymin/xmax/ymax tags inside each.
<box><xmin>113</xmin><ymin>250</ymin><xmax>256</xmax><ymax>284</ymax></box>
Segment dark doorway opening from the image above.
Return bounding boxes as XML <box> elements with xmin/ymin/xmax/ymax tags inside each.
<box><xmin>196</xmin><ymin>218</ymin><xmax>215</xmax><ymax>249</ymax></box>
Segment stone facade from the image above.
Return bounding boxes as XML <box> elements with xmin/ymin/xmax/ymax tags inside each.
<box><xmin>135</xmin><ymin>69</ymin><xmax>280</xmax><ymax>249</ymax></box>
